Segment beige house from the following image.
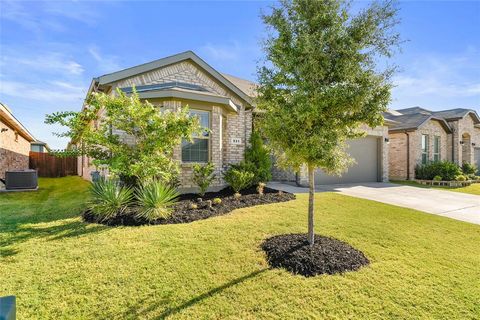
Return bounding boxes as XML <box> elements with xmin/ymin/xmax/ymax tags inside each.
<box><xmin>0</xmin><ymin>102</ymin><xmax>36</xmax><ymax>180</ymax></box>
<box><xmin>77</xmin><ymin>51</ymin><xmax>391</xmax><ymax>190</ymax></box>
<box><xmin>77</xmin><ymin>51</ymin><xmax>254</xmax><ymax>192</ymax></box>
<box><xmin>385</xmin><ymin>107</ymin><xmax>480</xmax><ymax>180</ymax></box>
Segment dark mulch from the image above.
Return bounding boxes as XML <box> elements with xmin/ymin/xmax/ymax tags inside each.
<box><xmin>261</xmin><ymin>234</ymin><xmax>369</xmax><ymax>277</ymax></box>
<box><xmin>83</xmin><ymin>186</ymin><xmax>295</xmax><ymax>226</ymax></box>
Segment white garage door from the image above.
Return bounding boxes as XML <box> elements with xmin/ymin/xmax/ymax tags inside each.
<box><xmin>315</xmin><ymin>136</ymin><xmax>380</xmax><ymax>185</ymax></box>
<box><xmin>475</xmin><ymin>148</ymin><xmax>480</xmax><ymax>169</ymax></box>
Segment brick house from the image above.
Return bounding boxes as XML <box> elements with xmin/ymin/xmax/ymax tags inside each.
<box><xmin>0</xmin><ymin>102</ymin><xmax>36</xmax><ymax>180</ymax></box>
<box><xmin>384</xmin><ymin>107</ymin><xmax>480</xmax><ymax>180</ymax></box>
<box><xmin>77</xmin><ymin>51</ymin><xmax>391</xmax><ymax>190</ymax></box>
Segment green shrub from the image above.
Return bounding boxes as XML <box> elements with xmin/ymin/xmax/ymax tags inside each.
<box><xmin>89</xmin><ymin>179</ymin><xmax>134</xmax><ymax>221</ymax></box>
<box><xmin>213</xmin><ymin>198</ymin><xmax>222</xmax><ymax>205</ymax></box>
<box><xmin>462</xmin><ymin>162</ymin><xmax>477</xmax><ymax>175</ymax></box>
<box><xmin>192</xmin><ymin>162</ymin><xmax>216</xmax><ymax>196</ymax></box>
<box><xmin>455</xmin><ymin>175</ymin><xmax>466</xmax><ymax>181</ymax></box>
<box><xmin>135</xmin><ymin>180</ymin><xmax>179</xmax><ymax>221</ymax></box>
<box><xmin>244</xmin><ymin>131</ymin><xmax>272</xmax><ymax>184</ymax></box>
<box><xmin>433</xmin><ymin>175</ymin><xmax>442</xmax><ymax>181</ymax></box>
<box><xmin>223</xmin><ymin>166</ymin><xmax>255</xmax><ymax>194</ymax></box>
<box><xmin>415</xmin><ymin>161</ymin><xmax>461</xmax><ymax>181</ymax></box>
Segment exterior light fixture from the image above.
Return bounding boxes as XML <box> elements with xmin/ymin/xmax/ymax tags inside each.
<box><xmin>0</xmin><ymin>128</ymin><xmax>8</xmax><ymax>133</ymax></box>
<box><xmin>384</xmin><ymin>137</ymin><xmax>390</xmax><ymax>144</ymax></box>
<box><xmin>472</xmin><ymin>143</ymin><xmax>476</xmax><ymax>147</ymax></box>
<box><xmin>459</xmin><ymin>141</ymin><xmax>464</xmax><ymax>145</ymax></box>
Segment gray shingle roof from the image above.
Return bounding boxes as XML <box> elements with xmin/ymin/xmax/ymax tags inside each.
<box><xmin>431</xmin><ymin>108</ymin><xmax>476</xmax><ymax>120</ymax></box>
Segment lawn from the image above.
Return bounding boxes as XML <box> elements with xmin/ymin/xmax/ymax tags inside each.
<box><xmin>393</xmin><ymin>180</ymin><xmax>480</xmax><ymax>196</ymax></box>
<box><xmin>1</xmin><ymin>177</ymin><xmax>479</xmax><ymax>319</ymax></box>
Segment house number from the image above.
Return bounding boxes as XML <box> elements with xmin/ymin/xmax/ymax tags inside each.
<box><xmin>231</xmin><ymin>138</ymin><xmax>242</xmax><ymax>145</ymax></box>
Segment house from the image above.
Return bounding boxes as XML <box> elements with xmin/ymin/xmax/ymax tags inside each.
<box><xmin>77</xmin><ymin>51</ymin><xmax>390</xmax><ymax>190</ymax></box>
<box><xmin>31</xmin><ymin>141</ymin><xmax>50</xmax><ymax>153</ymax></box>
<box><xmin>384</xmin><ymin>107</ymin><xmax>480</xmax><ymax>180</ymax></box>
<box><xmin>78</xmin><ymin>51</ymin><xmax>254</xmax><ymax>192</ymax></box>
<box><xmin>0</xmin><ymin>102</ymin><xmax>36</xmax><ymax>180</ymax></box>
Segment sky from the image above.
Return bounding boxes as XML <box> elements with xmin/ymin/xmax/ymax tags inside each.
<box><xmin>1</xmin><ymin>0</ymin><xmax>479</xmax><ymax>149</ymax></box>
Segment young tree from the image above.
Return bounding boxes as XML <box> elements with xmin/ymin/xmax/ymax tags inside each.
<box><xmin>257</xmin><ymin>0</ymin><xmax>400</xmax><ymax>245</ymax></box>
<box><xmin>45</xmin><ymin>89</ymin><xmax>201</xmax><ymax>186</ymax></box>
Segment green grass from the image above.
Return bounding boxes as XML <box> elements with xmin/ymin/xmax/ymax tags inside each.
<box><xmin>393</xmin><ymin>180</ymin><xmax>480</xmax><ymax>195</ymax></box>
<box><xmin>1</xmin><ymin>177</ymin><xmax>479</xmax><ymax>319</ymax></box>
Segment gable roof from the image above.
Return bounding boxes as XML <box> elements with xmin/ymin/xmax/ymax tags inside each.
<box><xmin>396</xmin><ymin>106</ymin><xmax>432</xmax><ymax>115</ymax></box>
<box><xmin>95</xmin><ymin>51</ymin><xmax>253</xmax><ymax>105</ymax></box>
<box><xmin>384</xmin><ymin>111</ymin><xmax>452</xmax><ymax>133</ymax></box>
<box><xmin>0</xmin><ymin>102</ymin><xmax>36</xmax><ymax>142</ymax></box>
<box><xmin>432</xmin><ymin>108</ymin><xmax>480</xmax><ymax>122</ymax></box>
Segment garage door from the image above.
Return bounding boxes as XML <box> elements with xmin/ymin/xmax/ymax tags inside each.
<box><xmin>475</xmin><ymin>148</ymin><xmax>480</xmax><ymax>169</ymax></box>
<box><xmin>315</xmin><ymin>136</ymin><xmax>380</xmax><ymax>185</ymax></box>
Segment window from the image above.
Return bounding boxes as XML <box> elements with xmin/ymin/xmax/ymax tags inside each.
<box><xmin>433</xmin><ymin>136</ymin><xmax>440</xmax><ymax>162</ymax></box>
<box><xmin>421</xmin><ymin>134</ymin><xmax>429</xmax><ymax>165</ymax></box>
<box><xmin>182</xmin><ymin>110</ymin><xmax>210</xmax><ymax>162</ymax></box>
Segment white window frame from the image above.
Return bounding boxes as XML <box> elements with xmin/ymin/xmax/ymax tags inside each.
<box><xmin>421</xmin><ymin>134</ymin><xmax>429</xmax><ymax>165</ymax></box>
<box><xmin>181</xmin><ymin>109</ymin><xmax>211</xmax><ymax>163</ymax></box>
<box><xmin>433</xmin><ymin>136</ymin><xmax>440</xmax><ymax>162</ymax></box>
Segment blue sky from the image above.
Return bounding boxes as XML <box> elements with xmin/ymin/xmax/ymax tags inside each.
<box><xmin>1</xmin><ymin>1</ymin><xmax>479</xmax><ymax>149</ymax></box>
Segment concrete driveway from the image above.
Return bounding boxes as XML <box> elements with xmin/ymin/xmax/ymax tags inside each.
<box><xmin>268</xmin><ymin>181</ymin><xmax>480</xmax><ymax>225</ymax></box>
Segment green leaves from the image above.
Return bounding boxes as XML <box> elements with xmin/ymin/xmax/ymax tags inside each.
<box><xmin>89</xmin><ymin>179</ymin><xmax>134</xmax><ymax>221</ymax></box>
<box><xmin>257</xmin><ymin>0</ymin><xmax>400</xmax><ymax>174</ymax></box>
<box><xmin>135</xmin><ymin>180</ymin><xmax>179</xmax><ymax>221</ymax></box>
<box><xmin>46</xmin><ymin>88</ymin><xmax>201</xmax><ymax>184</ymax></box>
<box><xmin>192</xmin><ymin>162</ymin><xmax>216</xmax><ymax>197</ymax></box>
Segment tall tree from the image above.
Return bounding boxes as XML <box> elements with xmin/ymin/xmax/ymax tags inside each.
<box><xmin>257</xmin><ymin>0</ymin><xmax>400</xmax><ymax>245</ymax></box>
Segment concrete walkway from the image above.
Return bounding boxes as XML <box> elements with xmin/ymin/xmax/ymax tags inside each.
<box><xmin>268</xmin><ymin>181</ymin><xmax>480</xmax><ymax>225</ymax></box>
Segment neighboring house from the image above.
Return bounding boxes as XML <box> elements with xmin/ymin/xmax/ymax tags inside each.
<box><xmin>384</xmin><ymin>107</ymin><xmax>480</xmax><ymax>180</ymax></box>
<box><xmin>0</xmin><ymin>102</ymin><xmax>36</xmax><ymax>180</ymax></box>
<box><xmin>31</xmin><ymin>141</ymin><xmax>50</xmax><ymax>153</ymax></box>
<box><xmin>76</xmin><ymin>51</ymin><xmax>391</xmax><ymax>190</ymax></box>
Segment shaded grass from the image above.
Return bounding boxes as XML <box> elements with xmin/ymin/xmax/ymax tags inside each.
<box><xmin>393</xmin><ymin>180</ymin><xmax>480</xmax><ymax>195</ymax></box>
<box><xmin>1</xmin><ymin>177</ymin><xmax>479</xmax><ymax>319</ymax></box>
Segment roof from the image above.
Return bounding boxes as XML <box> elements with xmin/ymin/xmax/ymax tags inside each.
<box><xmin>385</xmin><ymin>112</ymin><xmax>452</xmax><ymax>133</ymax></box>
<box><xmin>387</xmin><ymin>106</ymin><xmax>480</xmax><ymax>133</ymax></box>
<box><xmin>0</xmin><ymin>102</ymin><xmax>36</xmax><ymax>142</ymax></box>
<box><xmin>221</xmin><ymin>73</ymin><xmax>258</xmax><ymax>98</ymax></box>
<box><xmin>95</xmin><ymin>51</ymin><xmax>253</xmax><ymax>105</ymax></box>
<box><xmin>432</xmin><ymin>108</ymin><xmax>480</xmax><ymax>122</ymax></box>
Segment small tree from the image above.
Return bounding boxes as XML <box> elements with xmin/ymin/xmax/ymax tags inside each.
<box><xmin>192</xmin><ymin>162</ymin><xmax>216</xmax><ymax>196</ymax></box>
<box><xmin>244</xmin><ymin>131</ymin><xmax>272</xmax><ymax>185</ymax></box>
<box><xmin>257</xmin><ymin>0</ymin><xmax>400</xmax><ymax>245</ymax></box>
<box><xmin>46</xmin><ymin>89</ymin><xmax>201</xmax><ymax>186</ymax></box>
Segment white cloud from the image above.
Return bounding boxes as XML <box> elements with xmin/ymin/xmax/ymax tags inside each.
<box><xmin>200</xmin><ymin>42</ymin><xmax>243</xmax><ymax>61</ymax></box>
<box><xmin>1</xmin><ymin>80</ymin><xmax>85</xmax><ymax>103</ymax></box>
<box><xmin>88</xmin><ymin>45</ymin><xmax>122</xmax><ymax>74</ymax></box>
<box><xmin>391</xmin><ymin>48</ymin><xmax>480</xmax><ymax>109</ymax></box>
<box><xmin>1</xmin><ymin>53</ymin><xmax>84</xmax><ymax>75</ymax></box>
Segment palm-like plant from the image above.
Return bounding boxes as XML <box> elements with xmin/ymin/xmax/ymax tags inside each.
<box><xmin>89</xmin><ymin>179</ymin><xmax>134</xmax><ymax>221</ymax></box>
<box><xmin>136</xmin><ymin>180</ymin><xmax>179</xmax><ymax>221</ymax></box>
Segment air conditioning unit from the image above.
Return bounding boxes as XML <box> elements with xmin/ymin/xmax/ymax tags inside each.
<box><xmin>5</xmin><ymin>170</ymin><xmax>38</xmax><ymax>190</ymax></box>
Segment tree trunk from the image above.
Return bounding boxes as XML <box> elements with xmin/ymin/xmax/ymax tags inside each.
<box><xmin>308</xmin><ymin>165</ymin><xmax>315</xmax><ymax>246</ymax></box>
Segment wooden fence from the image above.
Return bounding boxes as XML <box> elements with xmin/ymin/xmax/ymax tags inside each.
<box><xmin>29</xmin><ymin>152</ymin><xmax>78</xmax><ymax>177</ymax></box>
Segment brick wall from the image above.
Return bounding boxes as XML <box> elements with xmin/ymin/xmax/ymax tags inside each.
<box><xmin>452</xmin><ymin>114</ymin><xmax>480</xmax><ymax>165</ymax></box>
<box><xmin>0</xmin><ymin>118</ymin><xmax>31</xmax><ymax>179</ymax></box>
<box><xmin>389</xmin><ymin>119</ymin><xmax>449</xmax><ymax>180</ymax></box>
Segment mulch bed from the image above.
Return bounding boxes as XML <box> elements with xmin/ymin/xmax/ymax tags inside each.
<box><xmin>83</xmin><ymin>186</ymin><xmax>295</xmax><ymax>226</ymax></box>
<box><xmin>261</xmin><ymin>234</ymin><xmax>369</xmax><ymax>277</ymax></box>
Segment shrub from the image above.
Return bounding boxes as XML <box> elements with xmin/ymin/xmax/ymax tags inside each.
<box><xmin>135</xmin><ymin>180</ymin><xmax>179</xmax><ymax>221</ymax></box>
<box><xmin>415</xmin><ymin>161</ymin><xmax>461</xmax><ymax>181</ymax></box>
<box><xmin>192</xmin><ymin>162</ymin><xmax>216</xmax><ymax>196</ymax></box>
<box><xmin>455</xmin><ymin>175</ymin><xmax>466</xmax><ymax>181</ymax></box>
<box><xmin>223</xmin><ymin>166</ymin><xmax>255</xmax><ymax>194</ymax></box>
<box><xmin>89</xmin><ymin>179</ymin><xmax>134</xmax><ymax>221</ymax></box>
<box><xmin>244</xmin><ymin>131</ymin><xmax>272</xmax><ymax>184</ymax></box>
<box><xmin>462</xmin><ymin>162</ymin><xmax>477</xmax><ymax>175</ymax></box>
<box><xmin>213</xmin><ymin>198</ymin><xmax>222</xmax><ymax>205</ymax></box>
<box><xmin>433</xmin><ymin>175</ymin><xmax>442</xmax><ymax>181</ymax></box>
<box><xmin>257</xmin><ymin>182</ymin><xmax>266</xmax><ymax>195</ymax></box>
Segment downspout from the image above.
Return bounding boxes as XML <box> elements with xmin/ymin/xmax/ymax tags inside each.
<box><xmin>405</xmin><ymin>131</ymin><xmax>410</xmax><ymax>180</ymax></box>
<box><xmin>451</xmin><ymin>128</ymin><xmax>455</xmax><ymax>163</ymax></box>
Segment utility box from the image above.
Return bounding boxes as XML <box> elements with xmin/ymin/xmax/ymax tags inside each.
<box><xmin>5</xmin><ymin>170</ymin><xmax>38</xmax><ymax>190</ymax></box>
<box><xmin>0</xmin><ymin>296</ymin><xmax>16</xmax><ymax>320</ymax></box>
